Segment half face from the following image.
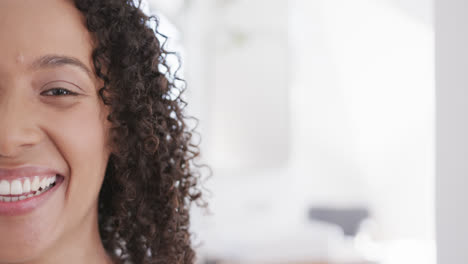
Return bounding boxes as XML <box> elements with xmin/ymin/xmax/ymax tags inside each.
<box><xmin>0</xmin><ymin>0</ymin><xmax>111</xmax><ymax>262</ymax></box>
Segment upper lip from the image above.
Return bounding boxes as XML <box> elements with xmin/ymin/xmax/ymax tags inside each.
<box><xmin>0</xmin><ymin>166</ymin><xmax>62</xmax><ymax>180</ymax></box>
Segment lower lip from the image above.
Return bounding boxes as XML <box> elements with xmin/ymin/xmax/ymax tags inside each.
<box><xmin>0</xmin><ymin>175</ymin><xmax>64</xmax><ymax>216</ymax></box>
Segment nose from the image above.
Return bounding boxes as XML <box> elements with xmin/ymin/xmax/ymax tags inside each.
<box><xmin>0</xmin><ymin>90</ymin><xmax>42</xmax><ymax>158</ymax></box>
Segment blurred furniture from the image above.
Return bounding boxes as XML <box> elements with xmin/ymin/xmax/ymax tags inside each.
<box><xmin>308</xmin><ymin>207</ymin><xmax>370</xmax><ymax>236</ymax></box>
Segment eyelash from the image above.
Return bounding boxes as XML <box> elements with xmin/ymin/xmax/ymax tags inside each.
<box><xmin>42</xmin><ymin>88</ymin><xmax>78</xmax><ymax>97</ymax></box>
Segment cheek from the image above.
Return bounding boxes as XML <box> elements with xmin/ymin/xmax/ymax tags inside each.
<box><xmin>43</xmin><ymin>101</ymin><xmax>110</xmax><ymax>218</ymax></box>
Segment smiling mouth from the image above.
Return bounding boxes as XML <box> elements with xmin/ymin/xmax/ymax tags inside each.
<box><xmin>0</xmin><ymin>175</ymin><xmax>64</xmax><ymax>202</ymax></box>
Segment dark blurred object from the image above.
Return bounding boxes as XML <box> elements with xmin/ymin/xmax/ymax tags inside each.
<box><xmin>308</xmin><ymin>207</ymin><xmax>370</xmax><ymax>236</ymax></box>
<box><xmin>203</xmin><ymin>259</ymin><xmax>220</xmax><ymax>264</ymax></box>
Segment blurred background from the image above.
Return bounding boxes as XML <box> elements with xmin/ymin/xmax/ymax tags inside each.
<box><xmin>143</xmin><ymin>0</ymin><xmax>436</xmax><ymax>263</ymax></box>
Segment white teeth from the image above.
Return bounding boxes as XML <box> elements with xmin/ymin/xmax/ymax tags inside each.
<box><xmin>32</xmin><ymin>176</ymin><xmax>40</xmax><ymax>191</ymax></box>
<box><xmin>23</xmin><ymin>179</ymin><xmax>31</xmax><ymax>193</ymax></box>
<box><xmin>40</xmin><ymin>178</ymin><xmax>48</xmax><ymax>190</ymax></box>
<box><xmin>0</xmin><ymin>180</ymin><xmax>9</xmax><ymax>195</ymax></box>
<box><xmin>0</xmin><ymin>175</ymin><xmax>60</xmax><ymax>202</ymax></box>
<box><xmin>10</xmin><ymin>180</ymin><xmax>22</xmax><ymax>195</ymax></box>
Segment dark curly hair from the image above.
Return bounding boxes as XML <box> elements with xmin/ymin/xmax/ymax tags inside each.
<box><xmin>72</xmin><ymin>0</ymin><xmax>207</xmax><ymax>263</ymax></box>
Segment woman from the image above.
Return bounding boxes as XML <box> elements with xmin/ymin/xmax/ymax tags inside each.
<box><xmin>0</xmin><ymin>0</ymin><xmax>205</xmax><ymax>263</ymax></box>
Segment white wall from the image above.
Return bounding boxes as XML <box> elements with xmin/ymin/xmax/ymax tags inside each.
<box><xmin>290</xmin><ymin>0</ymin><xmax>434</xmax><ymax>240</ymax></box>
<box><xmin>173</xmin><ymin>0</ymin><xmax>435</xmax><ymax>262</ymax></box>
<box><xmin>436</xmin><ymin>0</ymin><xmax>468</xmax><ymax>263</ymax></box>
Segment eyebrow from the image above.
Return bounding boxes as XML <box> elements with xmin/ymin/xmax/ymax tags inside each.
<box><xmin>30</xmin><ymin>54</ymin><xmax>93</xmax><ymax>79</ymax></box>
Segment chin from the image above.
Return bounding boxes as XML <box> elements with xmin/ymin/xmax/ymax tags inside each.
<box><xmin>0</xmin><ymin>175</ymin><xmax>67</xmax><ymax>263</ymax></box>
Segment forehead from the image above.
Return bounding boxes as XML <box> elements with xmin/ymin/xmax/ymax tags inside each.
<box><xmin>0</xmin><ymin>0</ymin><xmax>93</xmax><ymax>75</ymax></box>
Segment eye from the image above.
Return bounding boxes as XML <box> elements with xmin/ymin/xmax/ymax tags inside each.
<box><xmin>41</xmin><ymin>88</ymin><xmax>78</xmax><ymax>97</ymax></box>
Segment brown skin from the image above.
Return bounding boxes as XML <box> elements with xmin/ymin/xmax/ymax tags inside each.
<box><xmin>0</xmin><ymin>0</ymin><xmax>113</xmax><ymax>263</ymax></box>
